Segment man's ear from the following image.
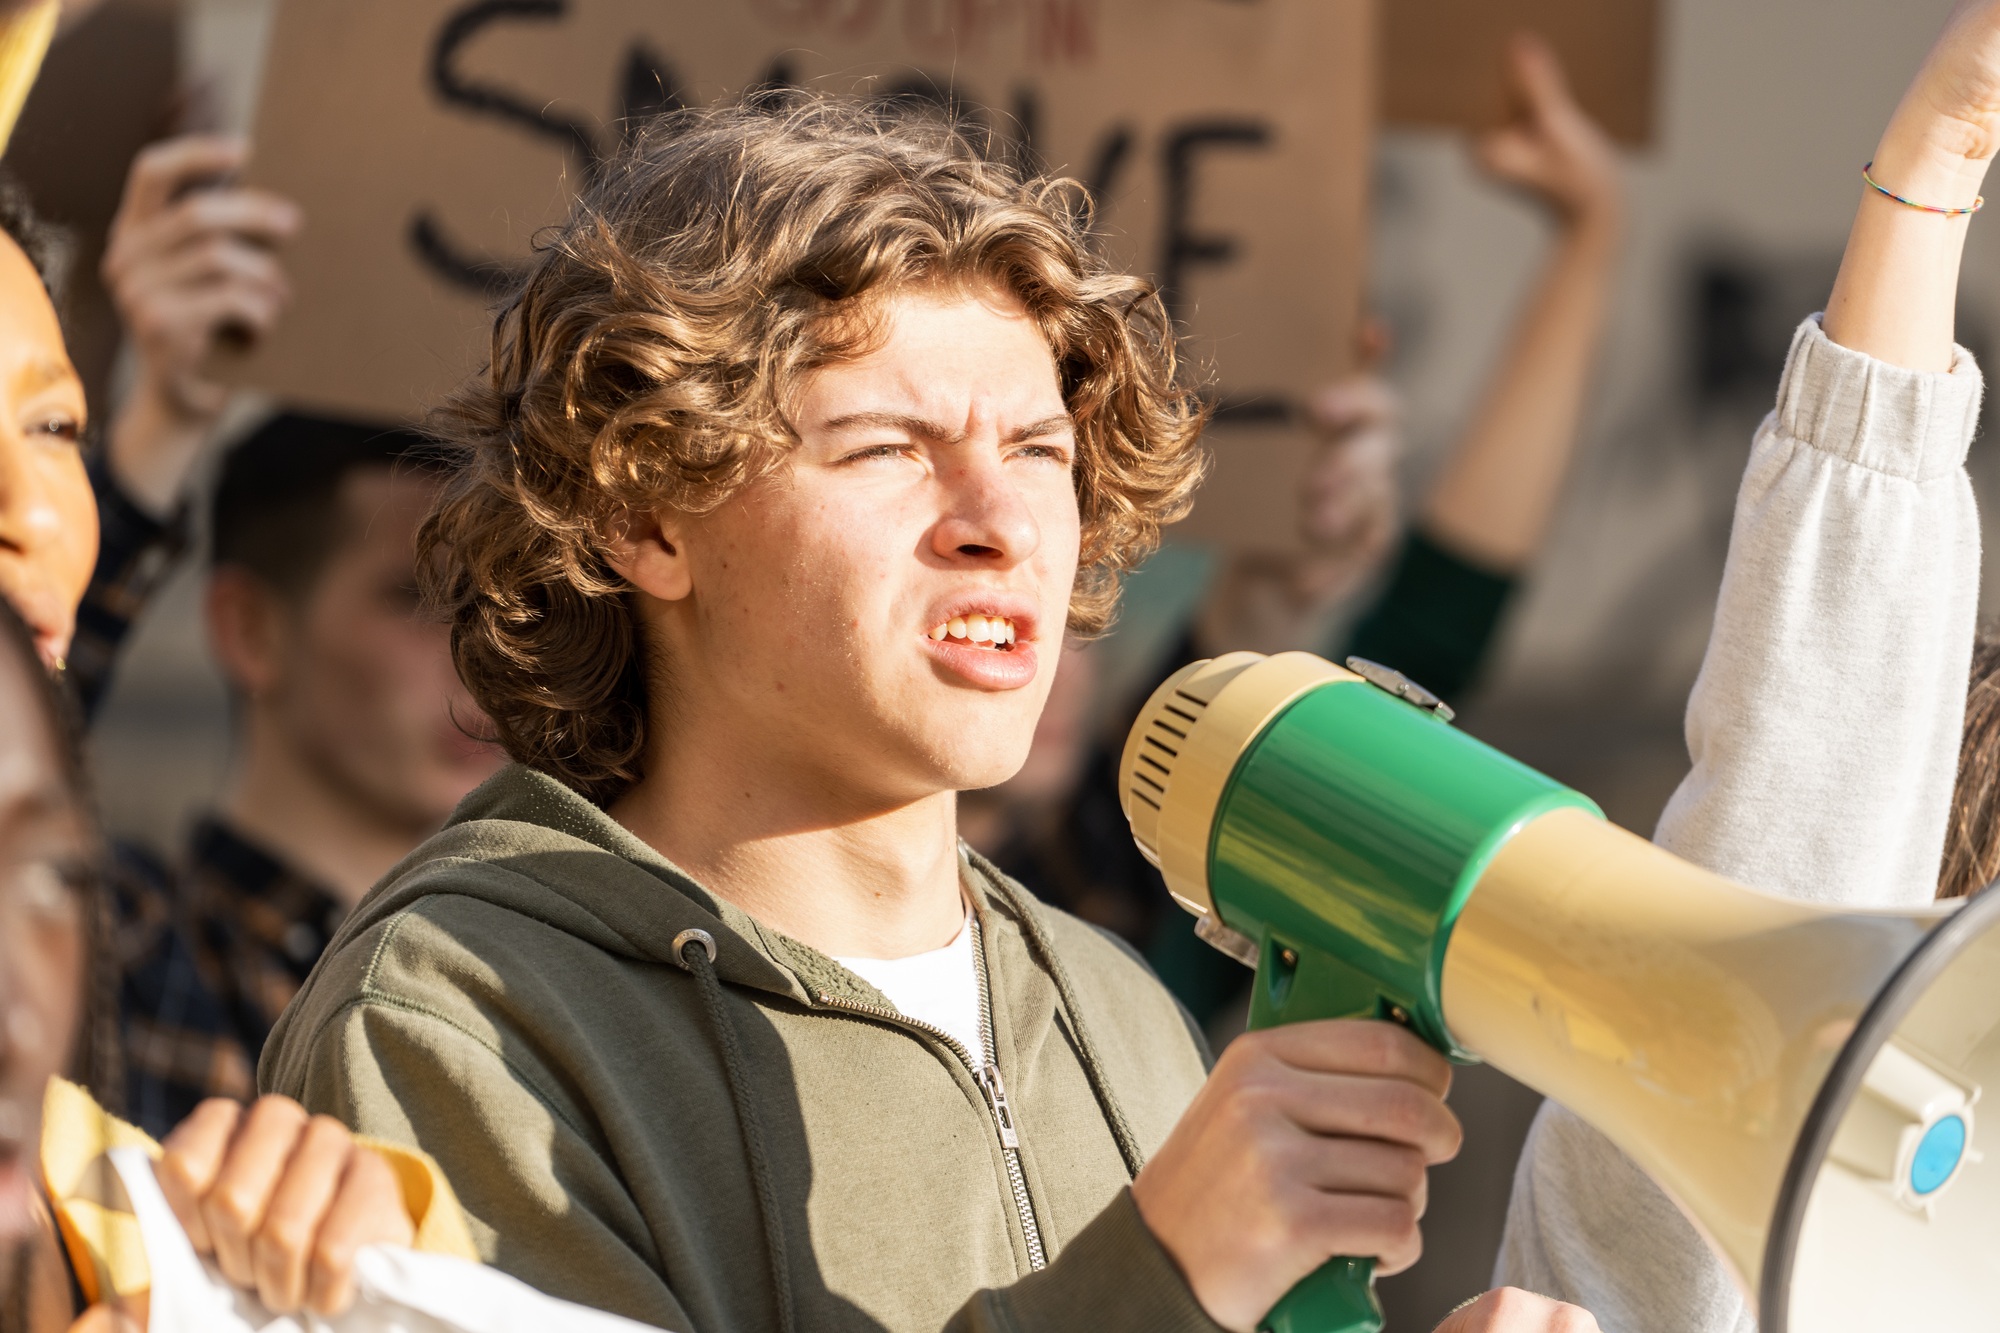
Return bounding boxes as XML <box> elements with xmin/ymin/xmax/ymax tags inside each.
<box><xmin>205</xmin><ymin>566</ymin><xmax>292</xmax><ymax>697</ymax></box>
<box><xmin>605</xmin><ymin>508</ymin><xmax>694</xmax><ymax>603</ymax></box>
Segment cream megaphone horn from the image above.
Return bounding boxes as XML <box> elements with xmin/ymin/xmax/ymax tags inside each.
<box><xmin>1119</xmin><ymin>651</ymin><xmax>1998</xmax><ymax>1333</ymax></box>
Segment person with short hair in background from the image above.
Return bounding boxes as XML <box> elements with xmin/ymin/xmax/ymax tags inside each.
<box><xmin>114</xmin><ymin>414</ymin><xmax>503</xmax><ymax>1136</ymax></box>
<box><xmin>34</xmin><ymin>130</ymin><xmax>502</xmax><ymax>1136</ymax></box>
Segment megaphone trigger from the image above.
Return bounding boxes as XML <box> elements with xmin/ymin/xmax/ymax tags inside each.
<box><xmin>1122</xmin><ymin>651</ymin><xmax>1998</xmax><ymax>1333</ymax></box>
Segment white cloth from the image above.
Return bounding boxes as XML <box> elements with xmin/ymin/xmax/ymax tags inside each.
<box><xmin>835</xmin><ymin>912</ymin><xmax>986</xmax><ymax>1064</ymax></box>
<box><xmin>1494</xmin><ymin>316</ymin><xmax>1985</xmax><ymax>1332</ymax></box>
<box><xmin>110</xmin><ymin>1147</ymin><xmax>660</xmax><ymax>1333</ymax></box>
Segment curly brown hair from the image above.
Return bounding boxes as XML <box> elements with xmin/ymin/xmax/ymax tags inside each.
<box><xmin>421</xmin><ymin>96</ymin><xmax>1208</xmax><ymax>805</ymax></box>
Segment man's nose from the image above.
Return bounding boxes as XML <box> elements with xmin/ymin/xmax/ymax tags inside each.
<box><xmin>930</xmin><ymin>454</ymin><xmax>1041</xmax><ymax>567</ymax></box>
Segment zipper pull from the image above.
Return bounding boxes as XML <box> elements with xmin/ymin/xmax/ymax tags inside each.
<box><xmin>981</xmin><ymin>1063</ymin><xmax>1021</xmax><ymax>1149</ymax></box>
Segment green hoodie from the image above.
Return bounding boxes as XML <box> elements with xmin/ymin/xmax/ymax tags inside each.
<box><xmin>261</xmin><ymin>766</ymin><xmax>1226</xmax><ymax>1332</ymax></box>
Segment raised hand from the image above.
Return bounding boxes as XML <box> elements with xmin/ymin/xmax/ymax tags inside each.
<box><xmin>1472</xmin><ymin>34</ymin><xmax>1622</xmax><ymax>232</ymax></box>
<box><xmin>154</xmin><ymin>1095</ymin><xmax>413</xmax><ymax>1317</ymax></box>
<box><xmin>100</xmin><ymin>135</ymin><xmax>300</xmax><ymax>514</ymax></box>
<box><xmin>1898</xmin><ymin>0</ymin><xmax>2000</xmax><ymax>161</ymax></box>
<box><xmin>1131</xmin><ymin>1020</ymin><xmax>1462</xmax><ymax>1333</ymax></box>
<box><xmin>1298</xmin><ymin>376</ymin><xmax>1401</xmax><ymax>586</ymax></box>
<box><xmin>1825</xmin><ymin>0</ymin><xmax>2000</xmax><ymax>370</ymax></box>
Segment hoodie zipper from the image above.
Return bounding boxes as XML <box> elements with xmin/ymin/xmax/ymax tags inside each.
<box><xmin>813</xmin><ymin>915</ymin><xmax>1048</xmax><ymax>1271</ymax></box>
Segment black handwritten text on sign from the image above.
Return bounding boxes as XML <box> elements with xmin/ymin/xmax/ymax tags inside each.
<box><xmin>231</xmin><ymin>0</ymin><xmax>1372</xmax><ymax>544</ymax></box>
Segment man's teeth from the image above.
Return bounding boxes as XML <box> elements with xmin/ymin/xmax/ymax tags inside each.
<box><xmin>927</xmin><ymin>615</ymin><xmax>1018</xmax><ymax>645</ymax></box>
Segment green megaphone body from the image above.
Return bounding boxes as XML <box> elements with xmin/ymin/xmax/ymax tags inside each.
<box><xmin>1122</xmin><ymin>651</ymin><xmax>1594</xmax><ymax>1332</ymax></box>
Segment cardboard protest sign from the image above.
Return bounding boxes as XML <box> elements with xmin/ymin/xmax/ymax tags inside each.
<box><xmin>223</xmin><ymin>0</ymin><xmax>1376</xmax><ymax>549</ymax></box>
<box><xmin>1382</xmin><ymin>0</ymin><xmax>1660</xmax><ymax>146</ymax></box>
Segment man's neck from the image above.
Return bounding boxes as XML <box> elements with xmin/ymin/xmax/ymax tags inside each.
<box><xmin>613</xmin><ymin>751</ymin><xmax>968</xmax><ymax>962</ymax></box>
<box><xmin>219</xmin><ymin>719</ymin><xmax>429</xmax><ymax>909</ymax></box>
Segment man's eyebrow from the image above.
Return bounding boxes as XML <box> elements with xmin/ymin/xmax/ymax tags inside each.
<box><xmin>815</xmin><ymin>411</ymin><xmax>1076</xmax><ymax>445</ymax></box>
<box><xmin>1006</xmin><ymin>414</ymin><xmax>1077</xmax><ymax>444</ymax></box>
<box><xmin>819</xmin><ymin>411</ymin><xmax>951</xmax><ymax>440</ymax></box>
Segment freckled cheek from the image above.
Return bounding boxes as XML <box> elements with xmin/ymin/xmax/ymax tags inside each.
<box><xmin>789</xmin><ymin>498</ymin><xmax>914</xmax><ymax>640</ymax></box>
<box><xmin>1034</xmin><ymin>495</ymin><xmax>1084</xmax><ymax>593</ymax></box>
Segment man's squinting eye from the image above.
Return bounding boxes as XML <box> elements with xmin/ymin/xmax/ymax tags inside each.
<box><xmin>1013</xmin><ymin>440</ymin><xmax>1074</xmax><ymax>466</ymax></box>
<box><xmin>836</xmin><ymin>444</ymin><xmax>913</xmax><ymax>465</ymax></box>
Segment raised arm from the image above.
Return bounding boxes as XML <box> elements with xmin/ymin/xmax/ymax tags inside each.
<box><xmin>99</xmin><ymin>135</ymin><xmax>298</xmax><ymax>517</ymax></box>
<box><xmin>1339</xmin><ymin>36</ymin><xmax>1623</xmax><ymax>701</ymax></box>
<box><xmin>68</xmin><ymin>135</ymin><xmax>299</xmax><ymax>718</ymax></box>
<box><xmin>1417</xmin><ymin>34</ymin><xmax>1623</xmax><ymax>571</ymax></box>
<box><xmin>1653</xmin><ymin>0</ymin><xmax>1997</xmax><ymax>907</ymax></box>
<box><xmin>1498</xmin><ymin>8</ymin><xmax>2000</xmax><ymax>1329</ymax></box>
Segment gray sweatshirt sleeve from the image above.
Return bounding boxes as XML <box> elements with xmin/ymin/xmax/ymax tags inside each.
<box><xmin>1492</xmin><ymin>316</ymin><xmax>1984</xmax><ymax>1332</ymax></box>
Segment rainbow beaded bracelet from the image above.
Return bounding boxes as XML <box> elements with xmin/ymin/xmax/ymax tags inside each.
<box><xmin>1862</xmin><ymin>162</ymin><xmax>1985</xmax><ymax>217</ymax></box>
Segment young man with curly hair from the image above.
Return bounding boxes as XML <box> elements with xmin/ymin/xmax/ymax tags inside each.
<box><xmin>260</xmin><ymin>101</ymin><xmax>1594</xmax><ymax>1333</ymax></box>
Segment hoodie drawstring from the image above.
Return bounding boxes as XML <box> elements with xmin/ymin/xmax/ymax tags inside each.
<box><xmin>675</xmin><ymin>929</ymin><xmax>797</xmax><ymax>1333</ymax></box>
<box><xmin>992</xmin><ymin>887</ymin><xmax>1149</xmax><ymax>1181</ymax></box>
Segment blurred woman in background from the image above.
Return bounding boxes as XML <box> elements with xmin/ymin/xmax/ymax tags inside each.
<box><xmin>0</xmin><ymin>114</ymin><xmax>425</xmax><ymax>1333</ymax></box>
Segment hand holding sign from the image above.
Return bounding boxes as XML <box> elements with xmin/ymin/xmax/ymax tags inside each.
<box><xmin>102</xmin><ymin>134</ymin><xmax>300</xmax><ymax>513</ymax></box>
<box><xmin>1472</xmin><ymin>34</ymin><xmax>1622</xmax><ymax>230</ymax></box>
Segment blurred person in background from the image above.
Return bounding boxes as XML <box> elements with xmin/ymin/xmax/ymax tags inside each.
<box><xmin>115</xmin><ymin>417</ymin><xmax>504</xmax><ymax>1135</ymax></box>
<box><xmin>0</xmin><ymin>159</ymin><xmax>442</xmax><ymax>1333</ymax></box>
<box><xmin>21</xmin><ymin>131</ymin><xmax>502</xmax><ymax>1135</ymax></box>
<box><xmin>968</xmin><ymin>34</ymin><xmax>1627</xmax><ymax>1026</ymax></box>
<box><xmin>0</xmin><ymin>596</ymin><xmax>422</xmax><ymax>1333</ymax></box>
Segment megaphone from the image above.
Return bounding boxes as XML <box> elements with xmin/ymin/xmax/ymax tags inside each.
<box><xmin>1120</xmin><ymin>651</ymin><xmax>1999</xmax><ymax>1333</ymax></box>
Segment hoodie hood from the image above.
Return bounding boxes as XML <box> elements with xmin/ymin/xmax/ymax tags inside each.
<box><xmin>341</xmin><ymin>763</ymin><xmax>1050</xmax><ymax>1014</ymax></box>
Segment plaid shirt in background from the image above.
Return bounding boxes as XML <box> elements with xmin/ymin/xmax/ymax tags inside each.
<box><xmin>68</xmin><ymin>454</ymin><xmax>187</xmax><ymax>720</ymax></box>
<box><xmin>77</xmin><ymin>458</ymin><xmax>348</xmax><ymax>1137</ymax></box>
<box><xmin>113</xmin><ymin>818</ymin><xmax>348</xmax><ymax>1136</ymax></box>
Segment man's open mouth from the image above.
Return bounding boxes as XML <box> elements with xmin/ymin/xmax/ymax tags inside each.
<box><xmin>927</xmin><ymin>614</ymin><xmax>1019</xmax><ymax>650</ymax></box>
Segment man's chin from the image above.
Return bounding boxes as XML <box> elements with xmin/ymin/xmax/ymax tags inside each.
<box><xmin>942</xmin><ymin>749</ymin><xmax>1043</xmax><ymax>800</ymax></box>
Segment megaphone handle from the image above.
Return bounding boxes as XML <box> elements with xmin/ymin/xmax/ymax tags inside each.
<box><xmin>1240</xmin><ymin>943</ymin><xmax>1398</xmax><ymax>1332</ymax></box>
<box><xmin>1260</xmin><ymin>1256</ymin><xmax>1384</xmax><ymax>1333</ymax></box>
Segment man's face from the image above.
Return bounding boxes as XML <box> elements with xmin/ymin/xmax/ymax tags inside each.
<box><xmin>257</xmin><ymin>470</ymin><xmax>503</xmax><ymax>833</ymax></box>
<box><xmin>0</xmin><ymin>233</ymin><xmax>95</xmax><ymax>669</ymax></box>
<box><xmin>647</xmin><ymin>282</ymin><xmax>1082</xmax><ymax>804</ymax></box>
<box><xmin>0</xmin><ymin>648</ymin><xmax>86</xmax><ymax>1249</ymax></box>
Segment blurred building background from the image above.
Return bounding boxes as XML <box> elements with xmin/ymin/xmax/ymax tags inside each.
<box><xmin>34</xmin><ymin>0</ymin><xmax>1998</xmax><ymax>1326</ymax></box>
